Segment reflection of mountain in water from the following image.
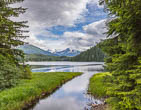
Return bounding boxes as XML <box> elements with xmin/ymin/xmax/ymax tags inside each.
<box><xmin>31</xmin><ymin>63</ymin><xmax>104</xmax><ymax>73</ymax></box>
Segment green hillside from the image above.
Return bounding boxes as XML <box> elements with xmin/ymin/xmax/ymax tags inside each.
<box><xmin>25</xmin><ymin>54</ymin><xmax>69</xmax><ymax>61</ymax></box>
<box><xmin>17</xmin><ymin>44</ymin><xmax>55</xmax><ymax>56</ymax></box>
<box><xmin>70</xmin><ymin>46</ymin><xmax>105</xmax><ymax>62</ymax></box>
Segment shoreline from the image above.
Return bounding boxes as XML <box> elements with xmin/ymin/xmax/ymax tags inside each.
<box><xmin>23</xmin><ymin>74</ymin><xmax>81</xmax><ymax>110</ymax></box>
<box><xmin>91</xmin><ymin>104</ymin><xmax>109</xmax><ymax>110</ymax></box>
<box><xmin>0</xmin><ymin>72</ymin><xmax>82</xmax><ymax>110</ymax></box>
<box><xmin>88</xmin><ymin>72</ymin><xmax>112</xmax><ymax>110</ymax></box>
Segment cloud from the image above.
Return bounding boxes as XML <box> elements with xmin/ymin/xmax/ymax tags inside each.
<box><xmin>18</xmin><ymin>0</ymin><xmax>92</xmax><ymax>27</ymax></box>
<box><xmin>83</xmin><ymin>19</ymin><xmax>107</xmax><ymax>38</ymax></box>
<box><xmin>13</xmin><ymin>0</ymin><xmax>92</xmax><ymax>50</ymax></box>
<box><xmin>25</xmin><ymin>19</ymin><xmax>107</xmax><ymax>51</ymax></box>
<box><xmin>13</xmin><ymin>0</ymin><xmax>106</xmax><ymax>51</ymax></box>
<box><xmin>62</xmin><ymin>32</ymin><xmax>93</xmax><ymax>50</ymax></box>
<box><xmin>24</xmin><ymin>19</ymin><xmax>107</xmax><ymax>51</ymax></box>
<box><xmin>25</xmin><ymin>33</ymin><xmax>66</xmax><ymax>51</ymax></box>
<box><xmin>19</xmin><ymin>0</ymin><xmax>101</xmax><ymax>27</ymax></box>
<box><xmin>62</xmin><ymin>19</ymin><xmax>107</xmax><ymax>51</ymax></box>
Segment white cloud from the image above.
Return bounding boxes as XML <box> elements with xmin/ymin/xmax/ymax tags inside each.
<box><xmin>83</xmin><ymin>19</ymin><xmax>107</xmax><ymax>38</ymax></box>
<box><xmin>25</xmin><ymin>34</ymin><xmax>66</xmax><ymax>51</ymax></box>
<box><xmin>13</xmin><ymin>0</ymin><xmax>93</xmax><ymax>50</ymax></box>
<box><xmin>18</xmin><ymin>0</ymin><xmax>91</xmax><ymax>27</ymax></box>
<box><xmin>25</xmin><ymin>19</ymin><xmax>107</xmax><ymax>51</ymax></box>
<box><xmin>13</xmin><ymin>0</ymin><xmax>106</xmax><ymax>51</ymax></box>
<box><xmin>62</xmin><ymin>19</ymin><xmax>107</xmax><ymax>51</ymax></box>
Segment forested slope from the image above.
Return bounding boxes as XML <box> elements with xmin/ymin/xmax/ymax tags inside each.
<box><xmin>70</xmin><ymin>46</ymin><xmax>105</xmax><ymax>62</ymax></box>
<box><xmin>25</xmin><ymin>54</ymin><xmax>69</xmax><ymax>61</ymax></box>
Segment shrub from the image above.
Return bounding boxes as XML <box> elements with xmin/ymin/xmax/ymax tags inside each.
<box><xmin>21</xmin><ymin>65</ymin><xmax>32</xmax><ymax>79</ymax></box>
<box><xmin>0</xmin><ymin>54</ymin><xmax>31</xmax><ymax>90</ymax></box>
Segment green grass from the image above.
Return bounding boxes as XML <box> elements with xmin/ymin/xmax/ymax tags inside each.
<box><xmin>0</xmin><ymin>72</ymin><xmax>82</xmax><ymax>110</ymax></box>
<box><xmin>88</xmin><ymin>72</ymin><xmax>112</xmax><ymax>98</ymax></box>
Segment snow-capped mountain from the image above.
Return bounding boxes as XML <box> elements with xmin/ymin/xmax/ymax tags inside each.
<box><xmin>54</xmin><ymin>48</ymin><xmax>81</xmax><ymax>57</ymax></box>
<box><xmin>17</xmin><ymin>45</ymin><xmax>81</xmax><ymax>57</ymax></box>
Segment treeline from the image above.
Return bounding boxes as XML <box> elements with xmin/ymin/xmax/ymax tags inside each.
<box><xmin>70</xmin><ymin>46</ymin><xmax>105</xmax><ymax>62</ymax></box>
<box><xmin>24</xmin><ymin>45</ymin><xmax>105</xmax><ymax>62</ymax></box>
<box><xmin>25</xmin><ymin>54</ymin><xmax>69</xmax><ymax>61</ymax></box>
<box><xmin>100</xmin><ymin>0</ymin><xmax>141</xmax><ymax>110</ymax></box>
<box><xmin>0</xmin><ymin>0</ymin><xmax>31</xmax><ymax>90</ymax></box>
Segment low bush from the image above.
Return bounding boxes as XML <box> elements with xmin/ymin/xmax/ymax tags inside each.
<box><xmin>0</xmin><ymin>54</ymin><xmax>31</xmax><ymax>90</ymax></box>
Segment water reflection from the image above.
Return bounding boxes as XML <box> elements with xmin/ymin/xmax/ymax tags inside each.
<box><xmin>32</xmin><ymin>65</ymin><xmax>103</xmax><ymax>73</ymax></box>
<box><xmin>26</xmin><ymin>61</ymin><xmax>104</xmax><ymax>66</ymax></box>
<box><xmin>30</xmin><ymin>62</ymin><xmax>104</xmax><ymax>110</ymax></box>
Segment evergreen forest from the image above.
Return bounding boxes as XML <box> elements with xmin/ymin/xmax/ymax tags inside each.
<box><xmin>71</xmin><ymin>46</ymin><xmax>105</xmax><ymax>62</ymax></box>
<box><xmin>99</xmin><ymin>0</ymin><xmax>141</xmax><ymax>109</ymax></box>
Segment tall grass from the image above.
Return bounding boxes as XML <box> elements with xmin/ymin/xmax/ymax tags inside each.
<box><xmin>0</xmin><ymin>72</ymin><xmax>82</xmax><ymax>110</ymax></box>
<box><xmin>88</xmin><ymin>72</ymin><xmax>112</xmax><ymax>98</ymax></box>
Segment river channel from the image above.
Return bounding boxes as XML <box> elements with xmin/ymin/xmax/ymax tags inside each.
<box><xmin>26</xmin><ymin>61</ymin><xmax>104</xmax><ymax>110</ymax></box>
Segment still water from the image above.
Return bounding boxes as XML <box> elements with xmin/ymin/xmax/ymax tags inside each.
<box><xmin>27</xmin><ymin>61</ymin><xmax>104</xmax><ymax>110</ymax></box>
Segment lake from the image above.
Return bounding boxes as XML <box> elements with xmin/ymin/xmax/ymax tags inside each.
<box><xmin>26</xmin><ymin>61</ymin><xmax>104</xmax><ymax>110</ymax></box>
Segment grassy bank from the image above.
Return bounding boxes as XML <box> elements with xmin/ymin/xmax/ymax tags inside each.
<box><xmin>88</xmin><ymin>72</ymin><xmax>111</xmax><ymax>98</ymax></box>
<box><xmin>88</xmin><ymin>72</ymin><xmax>112</xmax><ymax>110</ymax></box>
<box><xmin>0</xmin><ymin>72</ymin><xmax>82</xmax><ymax>110</ymax></box>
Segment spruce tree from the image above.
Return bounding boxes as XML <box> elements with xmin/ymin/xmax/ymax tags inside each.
<box><xmin>100</xmin><ymin>0</ymin><xmax>141</xmax><ymax>109</ymax></box>
<box><xmin>0</xmin><ymin>0</ymin><xmax>31</xmax><ymax>90</ymax></box>
<box><xmin>0</xmin><ymin>0</ymin><xmax>28</xmax><ymax>64</ymax></box>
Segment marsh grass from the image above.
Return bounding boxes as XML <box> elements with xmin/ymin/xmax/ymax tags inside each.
<box><xmin>88</xmin><ymin>72</ymin><xmax>112</xmax><ymax>98</ymax></box>
<box><xmin>0</xmin><ymin>72</ymin><xmax>82</xmax><ymax>110</ymax></box>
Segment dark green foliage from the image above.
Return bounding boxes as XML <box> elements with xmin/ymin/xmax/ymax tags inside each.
<box><xmin>0</xmin><ymin>0</ymin><xmax>31</xmax><ymax>90</ymax></box>
<box><xmin>0</xmin><ymin>0</ymin><xmax>28</xmax><ymax>62</ymax></box>
<box><xmin>0</xmin><ymin>55</ymin><xmax>20</xmax><ymax>90</ymax></box>
<box><xmin>70</xmin><ymin>45</ymin><xmax>105</xmax><ymax>62</ymax></box>
<box><xmin>100</xmin><ymin>0</ymin><xmax>141</xmax><ymax>109</ymax></box>
<box><xmin>0</xmin><ymin>55</ymin><xmax>31</xmax><ymax>90</ymax></box>
<box><xmin>25</xmin><ymin>54</ymin><xmax>69</xmax><ymax>61</ymax></box>
<box><xmin>21</xmin><ymin>65</ymin><xmax>32</xmax><ymax>79</ymax></box>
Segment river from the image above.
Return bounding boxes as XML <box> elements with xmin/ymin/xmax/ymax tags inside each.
<box><xmin>26</xmin><ymin>61</ymin><xmax>104</xmax><ymax>110</ymax></box>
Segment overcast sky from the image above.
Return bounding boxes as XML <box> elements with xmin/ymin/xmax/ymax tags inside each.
<box><xmin>17</xmin><ymin>0</ymin><xmax>107</xmax><ymax>51</ymax></box>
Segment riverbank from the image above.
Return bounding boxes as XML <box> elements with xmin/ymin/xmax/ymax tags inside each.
<box><xmin>0</xmin><ymin>72</ymin><xmax>82</xmax><ymax>110</ymax></box>
<box><xmin>88</xmin><ymin>72</ymin><xmax>112</xmax><ymax>110</ymax></box>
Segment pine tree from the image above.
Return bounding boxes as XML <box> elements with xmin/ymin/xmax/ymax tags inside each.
<box><xmin>71</xmin><ymin>45</ymin><xmax>105</xmax><ymax>62</ymax></box>
<box><xmin>0</xmin><ymin>0</ymin><xmax>31</xmax><ymax>90</ymax></box>
<box><xmin>0</xmin><ymin>0</ymin><xmax>28</xmax><ymax>64</ymax></box>
<box><xmin>100</xmin><ymin>0</ymin><xmax>141</xmax><ymax>109</ymax></box>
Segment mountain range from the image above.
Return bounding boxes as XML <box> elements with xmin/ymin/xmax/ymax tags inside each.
<box><xmin>17</xmin><ymin>44</ymin><xmax>80</xmax><ymax>57</ymax></box>
<box><xmin>54</xmin><ymin>48</ymin><xmax>80</xmax><ymax>57</ymax></box>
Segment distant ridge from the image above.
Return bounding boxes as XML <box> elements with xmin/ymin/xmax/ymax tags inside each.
<box><xmin>70</xmin><ymin>46</ymin><xmax>105</xmax><ymax>62</ymax></box>
<box><xmin>54</xmin><ymin>48</ymin><xmax>81</xmax><ymax>57</ymax></box>
<box><xmin>17</xmin><ymin>44</ymin><xmax>56</xmax><ymax>56</ymax></box>
<box><xmin>17</xmin><ymin>44</ymin><xmax>81</xmax><ymax>57</ymax></box>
